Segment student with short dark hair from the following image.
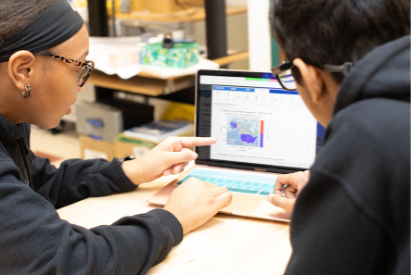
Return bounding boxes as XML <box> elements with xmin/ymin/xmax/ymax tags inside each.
<box><xmin>266</xmin><ymin>0</ymin><xmax>410</xmax><ymax>274</ymax></box>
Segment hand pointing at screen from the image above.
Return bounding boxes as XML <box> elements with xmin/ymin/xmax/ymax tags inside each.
<box><xmin>122</xmin><ymin>136</ymin><xmax>217</xmax><ymax>184</ymax></box>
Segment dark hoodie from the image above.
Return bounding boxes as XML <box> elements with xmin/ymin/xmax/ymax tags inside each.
<box><xmin>0</xmin><ymin>118</ymin><xmax>183</xmax><ymax>273</ymax></box>
<box><xmin>285</xmin><ymin>36</ymin><xmax>411</xmax><ymax>274</ymax></box>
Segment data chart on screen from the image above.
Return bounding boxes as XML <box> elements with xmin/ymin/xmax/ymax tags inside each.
<box><xmin>198</xmin><ymin>76</ymin><xmax>317</xmax><ymax>169</ymax></box>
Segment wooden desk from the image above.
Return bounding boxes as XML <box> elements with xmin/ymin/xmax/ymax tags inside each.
<box><xmin>57</xmin><ymin>174</ymin><xmax>292</xmax><ymax>274</ymax></box>
<box><xmin>87</xmin><ymin>51</ymin><xmax>249</xmax><ymax>97</ymax></box>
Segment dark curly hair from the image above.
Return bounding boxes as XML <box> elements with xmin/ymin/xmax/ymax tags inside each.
<box><xmin>0</xmin><ymin>0</ymin><xmax>56</xmax><ymax>48</ymax></box>
<box><xmin>270</xmin><ymin>0</ymin><xmax>411</xmax><ymax>84</ymax></box>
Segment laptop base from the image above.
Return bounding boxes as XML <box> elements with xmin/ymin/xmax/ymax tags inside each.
<box><xmin>148</xmin><ymin>165</ymin><xmax>291</xmax><ymax>223</ymax></box>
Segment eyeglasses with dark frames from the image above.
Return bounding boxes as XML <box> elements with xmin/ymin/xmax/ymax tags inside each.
<box><xmin>41</xmin><ymin>52</ymin><xmax>94</xmax><ymax>87</ymax></box>
<box><xmin>271</xmin><ymin>61</ymin><xmax>354</xmax><ymax>91</ymax></box>
<box><xmin>271</xmin><ymin>62</ymin><xmax>297</xmax><ymax>91</ymax></box>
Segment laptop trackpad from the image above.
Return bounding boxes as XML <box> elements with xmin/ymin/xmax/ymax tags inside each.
<box><xmin>221</xmin><ymin>193</ymin><xmax>264</xmax><ymax>214</ymax></box>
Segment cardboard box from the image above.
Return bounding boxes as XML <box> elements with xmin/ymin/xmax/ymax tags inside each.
<box><xmin>80</xmin><ymin>135</ymin><xmax>116</xmax><ymax>161</ymax></box>
<box><xmin>76</xmin><ymin>100</ymin><xmax>154</xmax><ymax>142</ymax></box>
<box><xmin>131</xmin><ymin>0</ymin><xmax>204</xmax><ymax>14</ymax></box>
<box><xmin>115</xmin><ymin>138</ymin><xmax>155</xmax><ymax>159</ymax></box>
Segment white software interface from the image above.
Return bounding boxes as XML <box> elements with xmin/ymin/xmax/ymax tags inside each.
<box><xmin>200</xmin><ymin>75</ymin><xmax>317</xmax><ymax>169</ymax></box>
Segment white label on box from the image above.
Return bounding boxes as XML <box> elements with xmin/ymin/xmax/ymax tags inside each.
<box><xmin>133</xmin><ymin>146</ymin><xmax>150</xmax><ymax>157</ymax></box>
<box><xmin>84</xmin><ymin>149</ymin><xmax>108</xmax><ymax>160</ymax></box>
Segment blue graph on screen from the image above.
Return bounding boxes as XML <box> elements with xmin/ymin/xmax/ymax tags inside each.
<box><xmin>227</xmin><ymin>118</ymin><xmax>260</xmax><ymax>147</ymax></box>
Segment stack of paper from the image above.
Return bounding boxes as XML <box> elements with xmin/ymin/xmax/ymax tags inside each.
<box><xmin>123</xmin><ymin>120</ymin><xmax>194</xmax><ymax>144</ymax></box>
<box><xmin>88</xmin><ymin>37</ymin><xmax>219</xmax><ymax>80</ymax></box>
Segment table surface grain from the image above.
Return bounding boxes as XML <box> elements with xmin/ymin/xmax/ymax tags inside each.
<box><xmin>57</xmin><ymin>175</ymin><xmax>292</xmax><ymax>275</ymax></box>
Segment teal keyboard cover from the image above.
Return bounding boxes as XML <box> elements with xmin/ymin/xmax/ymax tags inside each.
<box><xmin>175</xmin><ymin>168</ymin><xmax>278</xmax><ymax>196</ymax></box>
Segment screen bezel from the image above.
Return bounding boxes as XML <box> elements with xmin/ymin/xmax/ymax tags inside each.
<box><xmin>195</xmin><ymin>69</ymin><xmax>313</xmax><ymax>174</ymax></box>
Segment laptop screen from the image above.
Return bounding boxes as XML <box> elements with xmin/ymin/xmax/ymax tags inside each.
<box><xmin>196</xmin><ymin>70</ymin><xmax>317</xmax><ymax>171</ymax></box>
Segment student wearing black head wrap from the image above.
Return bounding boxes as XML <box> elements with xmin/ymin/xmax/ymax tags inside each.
<box><xmin>0</xmin><ymin>0</ymin><xmax>231</xmax><ymax>273</ymax></box>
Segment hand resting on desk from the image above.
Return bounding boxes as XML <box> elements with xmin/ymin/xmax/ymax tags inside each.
<box><xmin>164</xmin><ymin>178</ymin><xmax>232</xmax><ymax>234</ymax></box>
<box><xmin>122</xmin><ymin>136</ymin><xmax>232</xmax><ymax>234</ymax></box>
<box><xmin>267</xmin><ymin>170</ymin><xmax>310</xmax><ymax>213</ymax></box>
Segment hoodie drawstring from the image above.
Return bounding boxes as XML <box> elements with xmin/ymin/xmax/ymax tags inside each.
<box><xmin>19</xmin><ymin>138</ymin><xmax>33</xmax><ymax>164</ymax></box>
<box><xmin>18</xmin><ymin>138</ymin><xmax>33</xmax><ymax>186</ymax></box>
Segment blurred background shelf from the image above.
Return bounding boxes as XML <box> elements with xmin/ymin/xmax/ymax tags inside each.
<box><xmin>89</xmin><ymin>70</ymin><xmax>195</xmax><ymax>96</ymax></box>
<box><xmin>213</xmin><ymin>51</ymin><xmax>249</xmax><ymax>68</ymax></box>
<box><xmin>115</xmin><ymin>6</ymin><xmax>247</xmax><ymax>23</ymax></box>
<box><xmin>88</xmin><ymin>51</ymin><xmax>249</xmax><ymax>96</ymax></box>
<box><xmin>56</xmin><ymin>0</ymin><xmax>257</xmax><ymax>140</ymax></box>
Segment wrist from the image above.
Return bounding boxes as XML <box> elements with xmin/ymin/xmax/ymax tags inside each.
<box><xmin>121</xmin><ymin>157</ymin><xmax>146</xmax><ymax>185</ymax></box>
<box><xmin>164</xmin><ymin>206</ymin><xmax>189</xmax><ymax>235</ymax></box>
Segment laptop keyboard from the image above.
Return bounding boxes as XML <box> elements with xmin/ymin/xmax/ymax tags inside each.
<box><xmin>175</xmin><ymin>168</ymin><xmax>278</xmax><ymax>196</ymax></box>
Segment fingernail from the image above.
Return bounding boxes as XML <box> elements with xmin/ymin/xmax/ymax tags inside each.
<box><xmin>192</xmin><ymin>152</ymin><xmax>198</xmax><ymax>160</ymax></box>
<box><xmin>164</xmin><ymin>171</ymin><xmax>171</xmax><ymax>176</ymax></box>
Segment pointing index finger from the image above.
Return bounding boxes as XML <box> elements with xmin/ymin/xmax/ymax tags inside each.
<box><xmin>176</xmin><ymin>137</ymin><xmax>217</xmax><ymax>148</ymax></box>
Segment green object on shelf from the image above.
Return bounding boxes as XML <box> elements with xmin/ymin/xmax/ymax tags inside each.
<box><xmin>140</xmin><ymin>42</ymin><xmax>199</xmax><ymax>69</ymax></box>
<box><xmin>117</xmin><ymin>135</ymin><xmax>156</xmax><ymax>148</ymax></box>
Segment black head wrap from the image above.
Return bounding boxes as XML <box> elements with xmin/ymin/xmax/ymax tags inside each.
<box><xmin>0</xmin><ymin>0</ymin><xmax>84</xmax><ymax>62</ymax></box>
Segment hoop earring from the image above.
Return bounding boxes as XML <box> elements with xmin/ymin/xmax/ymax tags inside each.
<box><xmin>20</xmin><ymin>85</ymin><xmax>31</xmax><ymax>98</ymax></box>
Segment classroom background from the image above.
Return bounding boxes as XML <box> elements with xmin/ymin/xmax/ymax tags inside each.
<box><xmin>31</xmin><ymin>0</ymin><xmax>285</xmax><ymax>167</ymax></box>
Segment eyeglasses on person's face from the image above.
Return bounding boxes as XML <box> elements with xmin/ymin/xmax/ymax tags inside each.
<box><xmin>271</xmin><ymin>61</ymin><xmax>354</xmax><ymax>91</ymax></box>
<box><xmin>271</xmin><ymin>62</ymin><xmax>297</xmax><ymax>91</ymax></box>
<box><xmin>43</xmin><ymin>52</ymin><xmax>94</xmax><ymax>87</ymax></box>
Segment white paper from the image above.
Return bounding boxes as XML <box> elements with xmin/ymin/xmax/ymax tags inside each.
<box><xmin>132</xmin><ymin>146</ymin><xmax>150</xmax><ymax>157</ymax></box>
<box><xmin>89</xmin><ymin>37</ymin><xmax>142</xmax><ymax>79</ymax></box>
<box><xmin>83</xmin><ymin>148</ymin><xmax>108</xmax><ymax>160</ymax></box>
<box><xmin>138</xmin><ymin>58</ymin><xmax>219</xmax><ymax>79</ymax></box>
<box><xmin>88</xmin><ymin>36</ymin><xmax>219</xmax><ymax>80</ymax></box>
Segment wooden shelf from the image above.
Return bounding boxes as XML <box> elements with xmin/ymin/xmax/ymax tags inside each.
<box><xmin>88</xmin><ymin>71</ymin><xmax>195</xmax><ymax>96</ymax></box>
<box><xmin>115</xmin><ymin>6</ymin><xmax>247</xmax><ymax>23</ymax></box>
<box><xmin>214</xmin><ymin>51</ymin><xmax>249</xmax><ymax>67</ymax></box>
<box><xmin>88</xmin><ymin>51</ymin><xmax>249</xmax><ymax>96</ymax></box>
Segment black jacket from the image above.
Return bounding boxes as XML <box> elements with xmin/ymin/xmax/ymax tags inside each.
<box><xmin>0</xmin><ymin>118</ymin><xmax>183</xmax><ymax>273</ymax></box>
<box><xmin>285</xmin><ymin>36</ymin><xmax>411</xmax><ymax>274</ymax></box>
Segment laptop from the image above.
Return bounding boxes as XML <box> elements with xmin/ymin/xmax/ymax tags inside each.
<box><xmin>148</xmin><ymin>69</ymin><xmax>318</xmax><ymax>222</ymax></box>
